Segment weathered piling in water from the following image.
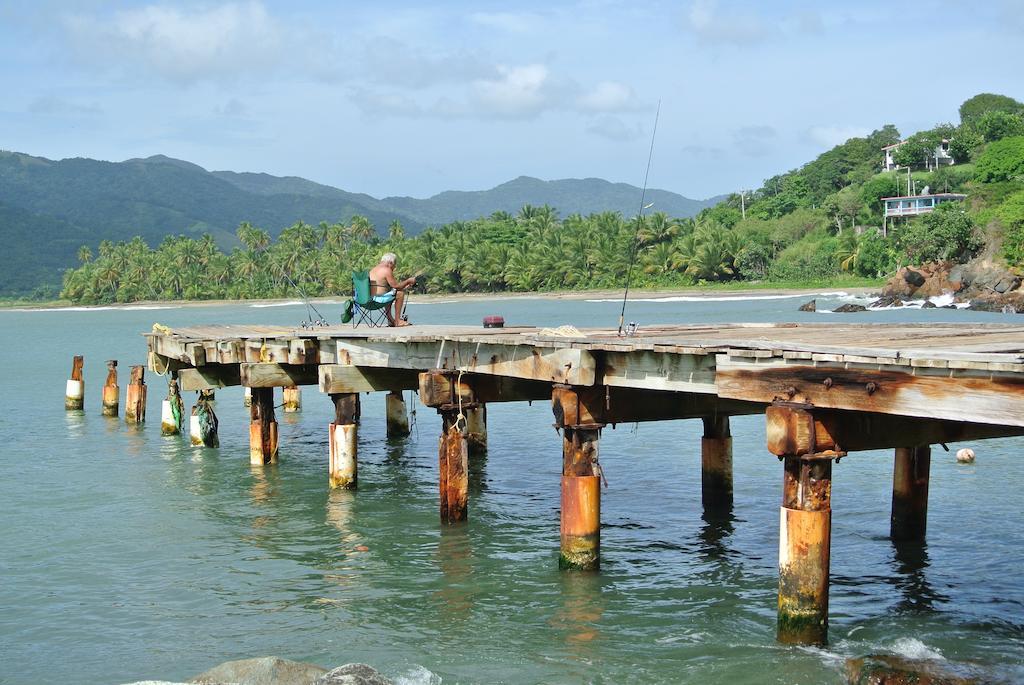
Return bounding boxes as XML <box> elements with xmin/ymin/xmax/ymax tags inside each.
<box><xmin>329</xmin><ymin>393</ymin><xmax>359</xmax><ymax>489</ymax></box>
<box><xmin>283</xmin><ymin>386</ymin><xmax>301</xmax><ymax>413</ymax></box>
<box><xmin>420</xmin><ymin>371</ymin><xmax>470</xmax><ymax>523</ymax></box>
<box><xmin>124</xmin><ymin>365</ymin><xmax>147</xmax><ymax>424</ymax></box>
<box><xmin>701</xmin><ymin>415</ymin><xmax>733</xmax><ymax>512</ymax></box>
<box><xmin>101</xmin><ymin>360</ymin><xmax>119</xmax><ymax>417</ymax></box>
<box><xmin>891</xmin><ymin>445</ymin><xmax>931</xmax><ymax>541</ymax></box>
<box><xmin>161</xmin><ymin>378</ymin><xmax>184</xmax><ymax>436</ymax></box>
<box><xmin>767</xmin><ymin>405</ymin><xmax>834</xmax><ymax>646</ymax></box>
<box><xmin>465</xmin><ymin>405</ymin><xmax>487</xmax><ymax>455</ymax></box>
<box><xmin>553</xmin><ymin>385</ymin><xmax>603</xmax><ymax>571</ymax></box>
<box><xmin>385</xmin><ymin>391</ymin><xmax>410</xmax><ymax>438</ymax></box>
<box><xmin>249</xmin><ymin>387</ymin><xmax>278</xmax><ymax>465</ymax></box>
<box><xmin>65</xmin><ymin>355</ymin><xmax>84</xmax><ymax>410</ymax></box>
<box><xmin>190</xmin><ymin>393</ymin><xmax>220</xmax><ymax>447</ymax></box>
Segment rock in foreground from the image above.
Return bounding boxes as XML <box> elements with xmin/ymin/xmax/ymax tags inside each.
<box><xmin>833</xmin><ymin>303</ymin><xmax>867</xmax><ymax>313</ymax></box>
<box><xmin>190</xmin><ymin>656</ymin><xmax>327</xmax><ymax>685</ymax></box>
<box><xmin>798</xmin><ymin>299</ymin><xmax>816</xmax><ymax>312</ymax></box>
<box><xmin>846</xmin><ymin>654</ymin><xmax>981</xmax><ymax>685</ymax></box>
<box><xmin>315</xmin><ymin>664</ymin><xmax>392</xmax><ymax>685</ymax></box>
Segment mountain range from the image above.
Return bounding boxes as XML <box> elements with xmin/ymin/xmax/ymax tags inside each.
<box><xmin>0</xmin><ymin>150</ymin><xmax>723</xmax><ymax>296</ymax></box>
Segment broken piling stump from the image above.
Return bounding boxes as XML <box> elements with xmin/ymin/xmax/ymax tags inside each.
<box><xmin>124</xmin><ymin>365</ymin><xmax>147</xmax><ymax>424</ymax></box>
<box><xmin>101</xmin><ymin>360</ymin><xmax>119</xmax><ymax>417</ymax></box>
<box><xmin>329</xmin><ymin>393</ymin><xmax>359</xmax><ymax>489</ymax></box>
<box><xmin>65</xmin><ymin>355</ymin><xmax>84</xmax><ymax>410</ymax></box>
<box><xmin>249</xmin><ymin>387</ymin><xmax>278</xmax><ymax>465</ymax></box>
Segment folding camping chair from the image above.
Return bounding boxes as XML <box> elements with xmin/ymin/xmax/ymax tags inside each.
<box><xmin>342</xmin><ymin>270</ymin><xmax>405</xmax><ymax>328</ymax></box>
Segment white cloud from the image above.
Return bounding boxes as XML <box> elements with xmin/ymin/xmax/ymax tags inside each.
<box><xmin>361</xmin><ymin>36</ymin><xmax>496</xmax><ymax>89</ymax></box>
<box><xmin>61</xmin><ymin>1</ymin><xmax>301</xmax><ymax>84</ymax></box>
<box><xmin>472</xmin><ymin>64</ymin><xmax>553</xmax><ymax>118</ymax></box>
<box><xmin>586</xmin><ymin>115</ymin><xmax>643</xmax><ymax>141</ymax></box>
<box><xmin>806</xmin><ymin>125</ymin><xmax>870</xmax><ymax>148</ymax></box>
<box><xmin>577</xmin><ymin>81</ymin><xmax>635</xmax><ymax>112</ymax></box>
<box><xmin>684</xmin><ymin>1</ymin><xmax>825</xmax><ymax>46</ymax></box>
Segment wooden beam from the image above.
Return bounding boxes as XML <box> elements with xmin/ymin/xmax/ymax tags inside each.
<box><xmin>718</xmin><ymin>356</ymin><xmax>1024</xmax><ymax>427</ymax></box>
<box><xmin>600</xmin><ymin>350</ymin><xmax>717</xmax><ymax>394</ymax></box>
<box><xmin>178</xmin><ymin>365</ymin><xmax>241</xmax><ymax>391</ymax></box>
<box><xmin>320</xmin><ymin>365</ymin><xmax>422</xmax><ymax>394</ymax></box>
<box><xmin>417</xmin><ymin>371</ymin><xmax>551</xmax><ymax>407</ymax></box>
<box><xmin>241</xmin><ymin>363</ymin><xmax>319</xmax><ymax>388</ymax></box>
<box><xmin>766</xmin><ymin>404</ymin><xmax>1024</xmax><ymax>456</ymax></box>
<box><xmin>335</xmin><ymin>339</ymin><xmax>595</xmax><ymax>385</ymax></box>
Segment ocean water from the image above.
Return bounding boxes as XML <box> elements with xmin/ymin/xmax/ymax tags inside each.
<box><xmin>1</xmin><ymin>293</ymin><xmax>1023</xmax><ymax>684</ymax></box>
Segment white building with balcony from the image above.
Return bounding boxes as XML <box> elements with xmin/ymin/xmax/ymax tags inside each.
<box><xmin>882</xmin><ymin>193</ymin><xmax>966</xmax><ymax>219</ymax></box>
<box><xmin>883</xmin><ymin>139</ymin><xmax>954</xmax><ymax>171</ymax></box>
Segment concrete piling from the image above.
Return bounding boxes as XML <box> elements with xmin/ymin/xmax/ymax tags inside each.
<box><xmin>891</xmin><ymin>445</ymin><xmax>931</xmax><ymax>541</ymax></box>
<box><xmin>560</xmin><ymin>427</ymin><xmax>601</xmax><ymax>570</ymax></box>
<box><xmin>329</xmin><ymin>393</ymin><xmax>359</xmax><ymax>489</ymax></box>
<box><xmin>124</xmin><ymin>365</ymin><xmax>147</xmax><ymax>424</ymax></box>
<box><xmin>249</xmin><ymin>387</ymin><xmax>278</xmax><ymax>465</ymax></box>
<box><xmin>465</xmin><ymin>405</ymin><xmax>487</xmax><ymax>456</ymax></box>
<box><xmin>439</xmin><ymin>409</ymin><xmax>469</xmax><ymax>523</ymax></box>
<box><xmin>101</xmin><ymin>360</ymin><xmax>119</xmax><ymax>417</ymax></box>
<box><xmin>161</xmin><ymin>378</ymin><xmax>184</xmax><ymax>436</ymax></box>
<box><xmin>385</xmin><ymin>391</ymin><xmax>410</xmax><ymax>438</ymax></box>
<box><xmin>701</xmin><ymin>415</ymin><xmax>733</xmax><ymax>512</ymax></box>
<box><xmin>282</xmin><ymin>386</ymin><xmax>301</xmax><ymax>413</ymax></box>
<box><xmin>65</xmin><ymin>355</ymin><xmax>84</xmax><ymax>410</ymax></box>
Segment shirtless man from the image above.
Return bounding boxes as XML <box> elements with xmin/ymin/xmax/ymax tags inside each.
<box><xmin>368</xmin><ymin>252</ymin><xmax>416</xmax><ymax>327</ymax></box>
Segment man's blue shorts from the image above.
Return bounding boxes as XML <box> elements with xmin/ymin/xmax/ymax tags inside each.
<box><xmin>372</xmin><ymin>289</ymin><xmax>396</xmax><ymax>304</ymax></box>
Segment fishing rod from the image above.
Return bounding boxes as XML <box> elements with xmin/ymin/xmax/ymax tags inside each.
<box><xmin>618</xmin><ymin>99</ymin><xmax>661</xmax><ymax>337</ymax></box>
<box><xmin>281</xmin><ymin>267</ymin><xmax>328</xmax><ymax>328</ymax></box>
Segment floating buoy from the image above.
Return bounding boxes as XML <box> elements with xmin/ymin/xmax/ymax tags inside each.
<box><xmin>956</xmin><ymin>448</ymin><xmax>975</xmax><ymax>464</ymax></box>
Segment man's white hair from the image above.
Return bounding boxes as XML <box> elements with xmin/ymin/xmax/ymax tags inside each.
<box><xmin>381</xmin><ymin>252</ymin><xmax>397</xmax><ymax>265</ymax></box>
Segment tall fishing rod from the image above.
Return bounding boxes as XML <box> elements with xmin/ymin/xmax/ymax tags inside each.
<box><xmin>618</xmin><ymin>99</ymin><xmax>661</xmax><ymax>337</ymax></box>
<box><xmin>282</xmin><ymin>269</ymin><xmax>327</xmax><ymax>327</ymax></box>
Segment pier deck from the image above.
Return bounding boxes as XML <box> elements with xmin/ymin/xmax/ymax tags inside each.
<box><xmin>145</xmin><ymin>321</ymin><xmax>1024</xmax><ymax>645</ymax></box>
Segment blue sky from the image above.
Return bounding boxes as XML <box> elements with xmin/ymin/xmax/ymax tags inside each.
<box><xmin>1</xmin><ymin>1</ymin><xmax>1022</xmax><ymax>200</ymax></box>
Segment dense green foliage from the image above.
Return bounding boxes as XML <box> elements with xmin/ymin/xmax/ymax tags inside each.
<box><xmin>958</xmin><ymin>93</ymin><xmax>1024</xmax><ymax>126</ymax></box>
<box><xmin>51</xmin><ymin>93</ymin><xmax>1024</xmax><ymax>304</ymax></box>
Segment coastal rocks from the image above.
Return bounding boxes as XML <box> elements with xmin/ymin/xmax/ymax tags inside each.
<box><xmin>868</xmin><ymin>295</ymin><xmax>904</xmax><ymax>308</ymax></box>
<box><xmin>879</xmin><ymin>260</ymin><xmax>1024</xmax><ymax>311</ymax></box>
<box><xmin>798</xmin><ymin>299</ymin><xmax>816</xmax><ymax>312</ymax></box>
<box><xmin>314</xmin><ymin>664</ymin><xmax>392</xmax><ymax>685</ymax></box>
<box><xmin>189</xmin><ymin>656</ymin><xmax>327</xmax><ymax>685</ymax></box>
<box><xmin>833</xmin><ymin>303</ymin><xmax>867</xmax><ymax>313</ymax></box>
<box><xmin>845</xmin><ymin>654</ymin><xmax>980</xmax><ymax>684</ymax></box>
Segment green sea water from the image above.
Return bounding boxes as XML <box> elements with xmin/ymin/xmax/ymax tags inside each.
<box><xmin>2</xmin><ymin>293</ymin><xmax>1022</xmax><ymax>684</ymax></box>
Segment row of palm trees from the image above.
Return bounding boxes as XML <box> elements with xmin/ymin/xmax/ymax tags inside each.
<box><xmin>60</xmin><ymin>206</ymin><xmax>832</xmax><ymax>305</ymax></box>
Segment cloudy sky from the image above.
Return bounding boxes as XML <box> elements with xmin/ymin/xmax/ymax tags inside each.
<box><xmin>2</xmin><ymin>1</ymin><xmax>1022</xmax><ymax>200</ymax></box>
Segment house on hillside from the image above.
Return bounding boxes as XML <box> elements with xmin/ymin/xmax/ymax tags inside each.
<box><xmin>882</xmin><ymin>192</ymin><xmax>966</xmax><ymax>219</ymax></box>
<box><xmin>883</xmin><ymin>139</ymin><xmax>954</xmax><ymax>171</ymax></box>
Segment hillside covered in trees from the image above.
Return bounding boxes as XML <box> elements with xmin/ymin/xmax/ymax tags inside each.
<box><xmin>58</xmin><ymin>93</ymin><xmax>1024</xmax><ymax>305</ymax></box>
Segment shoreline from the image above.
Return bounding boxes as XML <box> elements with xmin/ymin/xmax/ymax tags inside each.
<box><xmin>0</xmin><ymin>284</ymin><xmax>880</xmax><ymax>312</ymax></box>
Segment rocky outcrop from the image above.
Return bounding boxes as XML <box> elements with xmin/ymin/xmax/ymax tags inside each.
<box><xmin>315</xmin><ymin>664</ymin><xmax>392</xmax><ymax>685</ymax></box>
<box><xmin>798</xmin><ymin>299</ymin><xmax>816</xmax><ymax>312</ymax></box>
<box><xmin>833</xmin><ymin>303</ymin><xmax>867</xmax><ymax>313</ymax></box>
<box><xmin>846</xmin><ymin>654</ymin><xmax>981</xmax><ymax>684</ymax></box>
<box><xmin>879</xmin><ymin>260</ymin><xmax>1022</xmax><ymax>311</ymax></box>
<box><xmin>189</xmin><ymin>657</ymin><xmax>327</xmax><ymax>685</ymax></box>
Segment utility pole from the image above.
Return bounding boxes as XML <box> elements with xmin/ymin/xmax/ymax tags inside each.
<box><xmin>740</xmin><ymin>190</ymin><xmax>746</xmax><ymax>219</ymax></box>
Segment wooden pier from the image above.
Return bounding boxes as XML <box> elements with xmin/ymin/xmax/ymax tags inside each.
<box><xmin>145</xmin><ymin>322</ymin><xmax>1024</xmax><ymax>645</ymax></box>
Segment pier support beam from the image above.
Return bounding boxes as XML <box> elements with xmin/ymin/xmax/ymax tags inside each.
<box><xmin>101</xmin><ymin>360</ymin><xmax>119</xmax><ymax>417</ymax></box>
<box><xmin>65</xmin><ymin>355</ymin><xmax>84</xmax><ymax>410</ymax></box>
<box><xmin>766</xmin><ymin>404</ymin><xmax>837</xmax><ymax>646</ymax></box>
<box><xmin>190</xmin><ymin>393</ymin><xmax>220</xmax><ymax>447</ymax></box>
<box><xmin>249</xmin><ymin>387</ymin><xmax>278</xmax><ymax>465</ymax></box>
<box><xmin>124</xmin><ymin>365</ymin><xmax>147</xmax><ymax>424</ymax></box>
<box><xmin>552</xmin><ymin>385</ymin><xmax>604</xmax><ymax>571</ymax></box>
<box><xmin>465</xmin><ymin>405</ymin><xmax>487</xmax><ymax>455</ymax></box>
<box><xmin>161</xmin><ymin>378</ymin><xmax>184</xmax><ymax>436</ymax></box>
<box><xmin>439</xmin><ymin>408</ymin><xmax>469</xmax><ymax>523</ymax></box>
<box><xmin>891</xmin><ymin>445</ymin><xmax>931</xmax><ymax>542</ymax></box>
<box><xmin>385</xmin><ymin>391</ymin><xmax>410</xmax><ymax>438</ymax></box>
<box><xmin>329</xmin><ymin>393</ymin><xmax>359</xmax><ymax>489</ymax></box>
<box><xmin>701</xmin><ymin>416</ymin><xmax>733</xmax><ymax>512</ymax></box>
<box><xmin>282</xmin><ymin>386</ymin><xmax>301</xmax><ymax>413</ymax></box>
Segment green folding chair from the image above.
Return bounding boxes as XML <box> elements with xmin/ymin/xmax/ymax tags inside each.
<box><xmin>341</xmin><ymin>270</ymin><xmax>392</xmax><ymax>327</ymax></box>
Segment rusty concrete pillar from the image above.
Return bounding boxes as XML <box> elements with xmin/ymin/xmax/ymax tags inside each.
<box><xmin>385</xmin><ymin>391</ymin><xmax>410</xmax><ymax>438</ymax></box>
<box><xmin>249</xmin><ymin>387</ymin><xmax>278</xmax><ymax>465</ymax></box>
<box><xmin>329</xmin><ymin>392</ymin><xmax>359</xmax><ymax>489</ymax></box>
<box><xmin>778</xmin><ymin>455</ymin><xmax>832</xmax><ymax>645</ymax></box>
<box><xmin>282</xmin><ymin>386</ymin><xmax>302</xmax><ymax>413</ymax></box>
<box><xmin>124</xmin><ymin>365</ymin><xmax>147</xmax><ymax>424</ymax></box>
<box><xmin>101</xmin><ymin>360</ymin><xmax>119</xmax><ymax>416</ymax></box>
<box><xmin>560</xmin><ymin>427</ymin><xmax>601</xmax><ymax>570</ymax></box>
<box><xmin>439</xmin><ymin>409</ymin><xmax>468</xmax><ymax>523</ymax></box>
<box><xmin>891</xmin><ymin>445</ymin><xmax>931</xmax><ymax>541</ymax></box>
<box><xmin>65</xmin><ymin>355</ymin><xmax>85</xmax><ymax>410</ymax></box>
<box><xmin>161</xmin><ymin>378</ymin><xmax>184</xmax><ymax>436</ymax></box>
<box><xmin>701</xmin><ymin>415</ymin><xmax>733</xmax><ymax>512</ymax></box>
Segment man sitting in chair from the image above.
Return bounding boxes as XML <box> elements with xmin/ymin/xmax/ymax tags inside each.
<box><xmin>369</xmin><ymin>252</ymin><xmax>417</xmax><ymax>327</ymax></box>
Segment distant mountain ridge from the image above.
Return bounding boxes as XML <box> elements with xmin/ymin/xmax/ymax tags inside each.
<box><xmin>0</xmin><ymin>150</ymin><xmax>721</xmax><ymax>295</ymax></box>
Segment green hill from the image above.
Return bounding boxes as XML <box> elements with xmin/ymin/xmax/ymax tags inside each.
<box><xmin>0</xmin><ymin>150</ymin><xmax>717</xmax><ymax>296</ymax></box>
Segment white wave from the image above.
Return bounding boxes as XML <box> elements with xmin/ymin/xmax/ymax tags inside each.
<box><xmin>250</xmin><ymin>300</ymin><xmax>304</xmax><ymax>308</ymax></box>
<box><xmin>890</xmin><ymin>637</ymin><xmax>944</xmax><ymax>661</ymax></box>
<box><xmin>867</xmin><ymin>292</ymin><xmax>970</xmax><ymax>310</ymax></box>
<box><xmin>120</xmin><ymin>304</ymin><xmax>181</xmax><ymax>310</ymax></box>
<box><xmin>393</xmin><ymin>665</ymin><xmax>442</xmax><ymax>685</ymax></box>
<box><xmin>585</xmin><ymin>291</ymin><xmax>849</xmax><ymax>303</ymax></box>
